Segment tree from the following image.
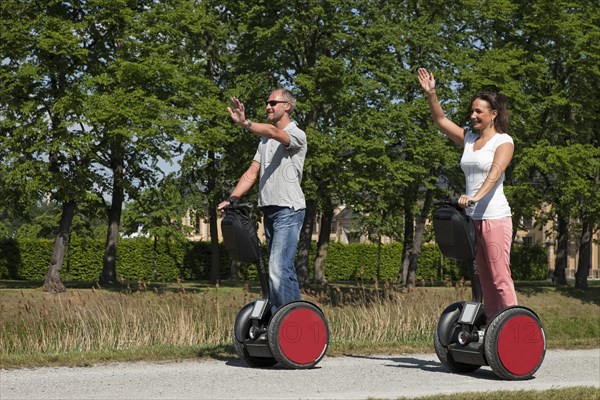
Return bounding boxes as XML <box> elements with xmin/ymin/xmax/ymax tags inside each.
<box><xmin>379</xmin><ymin>0</ymin><xmax>485</xmax><ymax>287</ymax></box>
<box><xmin>80</xmin><ymin>1</ymin><xmax>186</xmax><ymax>285</ymax></box>
<box><xmin>3</xmin><ymin>0</ymin><xmax>599</xmax><ymax>289</ymax></box>
<box><xmin>506</xmin><ymin>0</ymin><xmax>600</xmax><ymax>286</ymax></box>
<box><xmin>223</xmin><ymin>0</ymin><xmax>349</xmax><ymax>285</ymax></box>
<box><xmin>227</xmin><ymin>0</ymin><xmax>439</xmax><ymax>286</ymax></box>
<box><xmin>1</xmin><ymin>0</ymin><xmax>101</xmax><ymax>292</ymax></box>
<box><xmin>170</xmin><ymin>0</ymin><xmax>242</xmax><ymax>285</ymax></box>
<box><xmin>122</xmin><ymin>174</ymin><xmax>191</xmax><ymax>280</ymax></box>
<box><xmin>513</xmin><ymin>143</ymin><xmax>600</xmax><ymax>285</ymax></box>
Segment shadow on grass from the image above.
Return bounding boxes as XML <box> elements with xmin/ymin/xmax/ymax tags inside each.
<box><xmin>554</xmin><ymin>285</ymin><xmax>600</xmax><ymax>306</ymax></box>
<box><xmin>515</xmin><ymin>281</ymin><xmax>554</xmax><ymax>296</ymax></box>
<box><xmin>515</xmin><ymin>280</ymin><xmax>600</xmax><ymax>307</ymax></box>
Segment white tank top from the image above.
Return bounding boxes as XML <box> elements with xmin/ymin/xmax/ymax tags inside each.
<box><xmin>460</xmin><ymin>130</ymin><xmax>513</xmax><ymax>220</ymax></box>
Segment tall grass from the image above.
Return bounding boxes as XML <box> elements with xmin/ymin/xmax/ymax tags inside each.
<box><xmin>308</xmin><ymin>282</ymin><xmax>471</xmax><ymax>347</ymax></box>
<box><xmin>1</xmin><ymin>285</ymin><xmax>245</xmax><ymax>357</ymax></box>
<box><xmin>0</xmin><ymin>281</ymin><xmax>469</xmax><ymax>362</ymax></box>
<box><xmin>1</xmin><ymin>280</ymin><xmax>598</xmax><ymax>368</ymax></box>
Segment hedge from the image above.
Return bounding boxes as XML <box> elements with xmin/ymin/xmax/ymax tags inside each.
<box><xmin>510</xmin><ymin>243</ymin><xmax>548</xmax><ymax>280</ymax></box>
<box><xmin>317</xmin><ymin>242</ymin><xmax>461</xmax><ymax>283</ymax></box>
<box><xmin>0</xmin><ymin>237</ymin><xmax>547</xmax><ymax>283</ymax></box>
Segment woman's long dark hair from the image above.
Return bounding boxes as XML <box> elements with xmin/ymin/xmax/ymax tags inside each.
<box><xmin>471</xmin><ymin>91</ymin><xmax>510</xmax><ymax>133</ymax></box>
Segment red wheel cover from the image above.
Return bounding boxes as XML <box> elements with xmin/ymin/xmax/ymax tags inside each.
<box><xmin>497</xmin><ymin>315</ymin><xmax>545</xmax><ymax>376</ymax></box>
<box><xmin>277</xmin><ymin>308</ymin><xmax>328</xmax><ymax>365</ymax></box>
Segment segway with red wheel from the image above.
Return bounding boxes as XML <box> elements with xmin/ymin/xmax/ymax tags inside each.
<box><xmin>222</xmin><ymin>201</ymin><xmax>329</xmax><ymax>369</ymax></box>
<box><xmin>432</xmin><ymin>199</ymin><xmax>546</xmax><ymax>380</ymax></box>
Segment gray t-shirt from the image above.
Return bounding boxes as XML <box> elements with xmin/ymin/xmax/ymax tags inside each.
<box><xmin>253</xmin><ymin>121</ymin><xmax>307</xmax><ymax>210</ymax></box>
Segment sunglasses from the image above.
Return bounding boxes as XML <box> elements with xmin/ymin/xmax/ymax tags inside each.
<box><xmin>265</xmin><ymin>100</ymin><xmax>288</xmax><ymax>107</ymax></box>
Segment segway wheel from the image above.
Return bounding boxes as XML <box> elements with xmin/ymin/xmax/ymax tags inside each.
<box><xmin>232</xmin><ymin>303</ymin><xmax>277</xmax><ymax>368</ymax></box>
<box><xmin>434</xmin><ymin>302</ymin><xmax>481</xmax><ymax>374</ymax></box>
<box><xmin>484</xmin><ymin>307</ymin><xmax>546</xmax><ymax>380</ymax></box>
<box><xmin>267</xmin><ymin>301</ymin><xmax>329</xmax><ymax>369</ymax></box>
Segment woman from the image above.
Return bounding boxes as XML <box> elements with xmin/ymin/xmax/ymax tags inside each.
<box><xmin>418</xmin><ymin>67</ymin><xmax>518</xmax><ymax>321</ymax></box>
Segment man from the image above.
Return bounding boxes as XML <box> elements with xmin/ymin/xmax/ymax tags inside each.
<box><xmin>218</xmin><ymin>88</ymin><xmax>307</xmax><ymax>309</ymax></box>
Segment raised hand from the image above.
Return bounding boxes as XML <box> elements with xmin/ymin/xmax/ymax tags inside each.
<box><xmin>417</xmin><ymin>68</ymin><xmax>436</xmax><ymax>94</ymax></box>
<box><xmin>227</xmin><ymin>97</ymin><xmax>246</xmax><ymax>125</ymax></box>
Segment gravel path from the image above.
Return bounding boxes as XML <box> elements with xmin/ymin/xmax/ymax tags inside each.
<box><xmin>1</xmin><ymin>349</ymin><xmax>599</xmax><ymax>399</ymax></box>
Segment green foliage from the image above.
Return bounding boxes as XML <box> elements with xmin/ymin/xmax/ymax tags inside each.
<box><xmin>0</xmin><ymin>223</ymin><xmax>9</xmax><ymax>239</ymax></box>
<box><xmin>63</xmin><ymin>237</ymin><xmax>104</xmax><ymax>281</ymax></box>
<box><xmin>121</xmin><ymin>175</ymin><xmax>192</xmax><ymax>242</ymax></box>
<box><xmin>420</xmin><ymin>245</ymin><xmax>461</xmax><ymax>283</ymax></box>
<box><xmin>0</xmin><ymin>238</ymin><xmax>549</xmax><ymax>283</ymax></box>
<box><xmin>511</xmin><ymin>143</ymin><xmax>600</xmax><ymax>222</ymax></box>
<box><xmin>11</xmin><ymin>239</ymin><xmax>54</xmax><ymax>280</ymax></box>
<box><xmin>2</xmin><ymin>0</ymin><xmax>599</xmax><ymax>288</ymax></box>
<box><xmin>511</xmin><ymin>243</ymin><xmax>548</xmax><ymax>281</ymax></box>
<box><xmin>182</xmin><ymin>241</ymin><xmax>231</xmax><ymax>281</ymax></box>
<box><xmin>0</xmin><ymin>239</ymin><xmax>20</xmax><ymax>279</ymax></box>
<box><xmin>323</xmin><ymin>242</ymin><xmax>400</xmax><ymax>282</ymax></box>
<box><xmin>113</xmin><ymin>238</ymin><xmax>179</xmax><ymax>282</ymax></box>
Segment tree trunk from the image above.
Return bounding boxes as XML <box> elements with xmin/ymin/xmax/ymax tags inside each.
<box><xmin>553</xmin><ymin>214</ymin><xmax>569</xmax><ymax>285</ymax></box>
<box><xmin>208</xmin><ymin>150</ymin><xmax>221</xmax><ymax>285</ymax></box>
<box><xmin>209</xmin><ymin>205</ymin><xmax>220</xmax><ymax>284</ymax></box>
<box><xmin>511</xmin><ymin>212</ymin><xmax>521</xmax><ymax>242</ymax></box>
<box><xmin>575</xmin><ymin>219</ymin><xmax>593</xmax><ymax>289</ymax></box>
<box><xmin>376</xmin><ymin>236</ymin><xmax>382</xmax><ymax>282</ymax></box>
<box><xmin>406</xmin><ymin>189</ymin><xmax>434</xmax><ymax>288</ymax></box>
<box><xmin>42</xmin><ymin>200</ymin><xmax>76</xmax><ymax>293</ymax></box>
<box><xmin>400</xmin><ymin>202</ymin><xmax>414</xmax><ymax>285</ymax></box>
<box><xmin>314</xmin><ymin>202</ymin><xmax>333</xmax><ymax>285</ymax></box>
<box><xmin>295</xmin><ymin>199</ymin><xmax>317</xmax><ymax>287</ymax></box>
<box><xmin>99</xmin><ymin>164</ymin><xmax>125</xmax><ymax>285</ymax></box>
<box><xmin>152</xmin><ymin>235</ymin><xmax>158</xmax><ymax>281</ymax></box>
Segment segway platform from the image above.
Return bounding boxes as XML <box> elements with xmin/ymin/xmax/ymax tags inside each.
<box><xmin>222</xmin><ymin>202</ymin><xmax>329</xmax><ymax>369</ymax></box>
<box><xmin>432</xmin><ymin>200</ymin><xmax>546</xmax><ymax>380</ymax></box>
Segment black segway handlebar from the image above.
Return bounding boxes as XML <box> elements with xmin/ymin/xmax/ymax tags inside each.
<box><xmin>223</xmin><ymin>201</ymin><xmax>253</xmax><ymax>211</ymax></box>
<box><xmin>434</xmin><ymin>198</ymin><xmax>476</xmax><ymax>208</ymax></box>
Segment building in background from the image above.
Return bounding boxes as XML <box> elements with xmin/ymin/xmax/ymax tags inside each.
<box><xmin>515</xmin><ymin>216</ymin><xmax>599</xmax><ymax>279</ymax></box>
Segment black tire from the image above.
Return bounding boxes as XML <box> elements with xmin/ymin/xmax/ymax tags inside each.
<box><xmin>267</xmin><ymin>301</ymin><xmax>329</xmax><ymax>369</ymax></box>
<box><xmin>484</xmin><ymin>307</ymin><xmax>546</xmax><ymax>380</ymax></box>
<box><xmin>232</xmin><ymin>303</ymin><xmax>277</xmax><ymax>368</ymax></box>
<box><xmin>434</xmin><ymin>302</ymin><xmax>481</xmax><ymax>374</ymax></box>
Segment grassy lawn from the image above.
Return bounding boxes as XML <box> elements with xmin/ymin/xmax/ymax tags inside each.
<box><xmin>389</xmin><ymin>387</ymin><xmax>600</xmax><ymax>400</ymax></box>
<box><xmin>1</xmin><ymin>279</ymin><xmax>598</xmax><ymax>369</ymax></box>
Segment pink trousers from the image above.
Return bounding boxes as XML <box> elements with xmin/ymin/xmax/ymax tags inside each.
<box><xmin>473</xmin><ymin>217</ymin><xmax>518</xmax><ymax>321</ymax></box>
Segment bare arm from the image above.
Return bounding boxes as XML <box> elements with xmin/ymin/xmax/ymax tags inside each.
<box><xmin>244</xmin><ymin>121</ymin><xmax>290</xmax><ymax>146</ymax></box>
<box><xmin>217</xmin><ymin>161</ymin><xmax>260</xmax><ymax>211</ymax></box>
<box><xmin>227</xmin><ymin>97</ymin><xmax>290</xmax><ymax>146</ymax></box>
<box><xmin>417</xmin><ymin>68</ymin><xmax>465</xmax><ymax>147</ymax></box>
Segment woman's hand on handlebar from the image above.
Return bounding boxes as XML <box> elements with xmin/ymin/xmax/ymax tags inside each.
<box><xmin>458</xmin><ymin>195</ymin><xmax>477</xmax><ymax>208</ymax></box>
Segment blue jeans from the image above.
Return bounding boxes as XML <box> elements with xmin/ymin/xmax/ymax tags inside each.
<box><xmin>262</xmin><ymin>206</ymin><xmax>305</xmax><ymax>308</ymax></box>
